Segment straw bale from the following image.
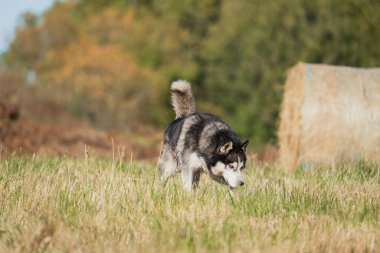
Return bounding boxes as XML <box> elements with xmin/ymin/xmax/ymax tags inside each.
<box><xmin>278</xmin><ymin>62</ymin><xmax>380</xmax><ymax>169</ymax></box>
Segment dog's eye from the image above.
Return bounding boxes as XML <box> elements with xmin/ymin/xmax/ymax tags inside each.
<box><xmin>228</xmin><ymin>164</ymin><xmax>234</xmax><ymax>169</ymax></box>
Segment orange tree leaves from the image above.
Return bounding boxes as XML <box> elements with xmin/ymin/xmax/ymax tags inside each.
<box><xmin>37</xmin><ymin>39</ymin><xmax>162</xmax><ymax>129</ymax></box>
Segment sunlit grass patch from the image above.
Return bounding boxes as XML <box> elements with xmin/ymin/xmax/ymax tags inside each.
<box><xmin>0</xmin><ymin>156</ymin><xmax>379</xmax><ymax>252</ymax></box>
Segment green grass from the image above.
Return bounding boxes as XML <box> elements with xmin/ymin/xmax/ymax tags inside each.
<box><xmin>0</xmin><ymin>156</ymin><xmax>379</xmax><ymax>252</ymax></box>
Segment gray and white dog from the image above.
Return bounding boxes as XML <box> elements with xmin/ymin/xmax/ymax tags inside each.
<box><xmin>158</xmin><ymin>80</ymin><xmax>249</xmax><ymax>191</ymax></box>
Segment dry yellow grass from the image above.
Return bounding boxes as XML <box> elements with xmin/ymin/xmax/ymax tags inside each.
<box><xmin>0</xmin><ymin>156</ymin><xmax>379</xmax><ymax>252</ymax></box>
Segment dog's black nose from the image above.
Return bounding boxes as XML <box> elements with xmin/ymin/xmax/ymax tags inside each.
<box><xmin>239</xmin><ymin>181</ymin><xmax>244</xmax><ymax>186</ymax></box>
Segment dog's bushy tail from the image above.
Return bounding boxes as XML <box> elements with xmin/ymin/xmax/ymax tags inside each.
<box><xmin>171</xmin><ymin>80</ymin><xmax>196</xmax><ymax>119</ymax></box>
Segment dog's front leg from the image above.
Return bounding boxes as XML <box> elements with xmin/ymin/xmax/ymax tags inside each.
<box><xmin>181</xmin><ymin>166</ymin><xmax>193</xmax><ymax>192</ymax></box>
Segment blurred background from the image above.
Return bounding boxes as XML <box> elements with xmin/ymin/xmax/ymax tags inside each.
<box><xmin>0</xmin><ymin>0</ymin><xmax>379</xmax><ymax>162</ymax></box>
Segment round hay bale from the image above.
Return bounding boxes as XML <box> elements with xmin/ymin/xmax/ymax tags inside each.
<box><xmin>278</xmin><ymin>62</ymin><xmax>380</xmax><ymax>170</ymax></box>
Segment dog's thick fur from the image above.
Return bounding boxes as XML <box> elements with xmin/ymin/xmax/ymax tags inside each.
<box><xmin>158</xmin><ymin>80</ymin><xmax>249</xmax><ymax>191</ymax></box>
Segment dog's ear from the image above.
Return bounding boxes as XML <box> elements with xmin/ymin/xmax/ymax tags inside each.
<box><xmin>218</xmin><ymin>141</ymin><xmax>233</xmax><ymax>155</ymax></box>
<box><xmin>241</xmin><ymin>140</ymin><xmax>249</xmax><ymax>153</ymax></box>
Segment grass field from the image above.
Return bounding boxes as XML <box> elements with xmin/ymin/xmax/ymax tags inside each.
<box><xmin>0</xmin><ymin>156</ymin><xmax>379</xmax><ymax>253</ymax></box>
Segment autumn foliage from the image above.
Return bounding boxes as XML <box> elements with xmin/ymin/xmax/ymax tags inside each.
<box><xmin>4</xmin><ymin>0</ymin><xmax>380</xmax><ymax>148</ymax></box>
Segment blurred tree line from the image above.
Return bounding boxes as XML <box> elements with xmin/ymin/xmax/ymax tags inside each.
<box><xmin>5</xmin><ymin>0</ymin><xmax>380</xmax><ymax>148</ymax></box>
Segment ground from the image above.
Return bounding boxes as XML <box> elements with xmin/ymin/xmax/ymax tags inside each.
<box><xmin>0</xmin><ymin>157</ymin><xmax>379</xmax><ymax>252</ymax></box>
<box><xmin>0</xmin><ymin>120</ymin><xmax>161</xmax><ymax>161</ymax></box>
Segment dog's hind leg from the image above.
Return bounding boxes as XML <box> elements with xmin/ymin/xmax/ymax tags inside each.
<box><xmin>158</xmin><ymin>143</ymin><xmax>178</xmax><ymax>181</ymax></box>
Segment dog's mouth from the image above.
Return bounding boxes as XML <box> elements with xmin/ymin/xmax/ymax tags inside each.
<box><xmin>222</xmin><ymin>170</ymin><xmax>244</xmax><ymax>189</ymax></box>
<box><xmin>209</xmin><ymin>173</ymin><xmax>228</xmax><ymax>185</ymax></box>
<box><xmin>209</xmin><ymin>173</ymin><xmax>244</xmax><ymax>189</ymax></box>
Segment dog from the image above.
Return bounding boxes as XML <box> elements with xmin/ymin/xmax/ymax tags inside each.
<box><xmin>158</xmin><ymin>80</ymin><xmax>249</xmax><ymax>191</ymax></box>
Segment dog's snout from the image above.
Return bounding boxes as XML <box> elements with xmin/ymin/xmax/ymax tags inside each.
<box><xmin>239</xmin><ymin>181</ymin><xmax>244</xmax><ymax>186</ymax></box>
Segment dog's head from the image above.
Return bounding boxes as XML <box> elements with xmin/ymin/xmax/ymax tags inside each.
<box><xmin>210</xmin><ymin>140</ymin><xmax>249</xmax><ymax>189</ymax></box>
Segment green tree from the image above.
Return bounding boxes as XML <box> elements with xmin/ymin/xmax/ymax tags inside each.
<box><xmin>200</xmin><ymin>0</ymin><xmax>380</xmax><ymax>147</ymax></box>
